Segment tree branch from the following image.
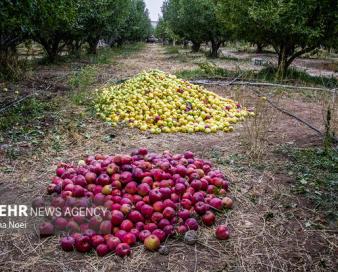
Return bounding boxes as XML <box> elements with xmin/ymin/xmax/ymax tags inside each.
<box><xmin>286</xmin><ymin>46</ymin><xmax>317</xmax><ymax>67</ymax></box>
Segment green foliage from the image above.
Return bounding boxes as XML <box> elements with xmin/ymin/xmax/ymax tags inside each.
<box><xmin>0</xmin><ymin>96</ymin><xmax>57</xmax><ymax>148</ymax></box>
<box><xmin>0</xmin><ymin>0</ymin><xmax>31</xmax><ymax>78</ymax></box>
<box><xmin>68</xmin><ymin>65</ymin><xmax>98</xmax><ymax>105</ymax></box>
<box><xmin>256</xmin><ymin>67</ymin><xmax>338</xmax><ymax>87</ymax></box>
<box><xmin>155</xmin><ymin>17</ymin><xmax>179</xmax><ymax>42</ymax></box>
<box><xmin>28</xmin><ymin>0</ymin><xmax>78</xmax><ymax>62</ymax></box>
<box><xmin>176</xmin><ymin>61</ymin><xmax>337</xmax><ymax>86</ymax></box>
<box><xmin>216</xmin><ymin>0</ymin><xmax>338</xmax><ymax>76</ymax></box>
<box><xmin>113</xmin><ymin>0</ymin><xmax>152</xmax><ymax>44</ymax></box>
<box><xmin>0</xmin><ymin>0</ymin><xmax>150</xmax><ymax>67</ymax></box>
<box><xmin>76</xmin><ymin>0</ymin><xmax>130</xmax><ymax>54</ymax></box>
<box><xmin>162</xmin><ymin>0</ymin><xmax>227</xmax><ymax>55</ymax></box>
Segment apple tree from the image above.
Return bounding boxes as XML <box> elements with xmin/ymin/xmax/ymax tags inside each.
<box><xmin>28</xmin><ymin>0</ymin><xmax>78</xmax><ymax>62</ymax></box>
<box><xmin>163</xmin><ymin>0</ymin><xmax>226</xmax><ymax>56</ymax></box>
<box><xmin>0</xmin><ymin>0</ymin><xmax>32</xmax><ymax>76</ymax></box>
<box><xmin>216</xmin><ymin>0</ymin><xmax>338</xmax><ymax>77</ymax></box>
<box><xmin>112</xmin><ymin>0</ymin><xmax>152</xmax><ymax>46</ymax></box>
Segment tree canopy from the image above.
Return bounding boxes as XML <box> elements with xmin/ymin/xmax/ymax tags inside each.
<box><xmin>0</xmin><ymin>0</ymin><xmax>151</xmax><ymax>64</ymax></box>
<box><xmin>162</xmin><ymin>0</ymin><xmax>227</xmax><ymax>56</ymax></box>
<box><xmin>216</xmin><ymin>0</ymin><xmax>338</xmax><ymax>76</ymax></box>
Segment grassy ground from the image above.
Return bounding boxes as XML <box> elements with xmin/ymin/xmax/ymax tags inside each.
<box><xmin>0</xmin><ymin>43</ymin><xmax>337</xmax><ymax>272</ymax></box>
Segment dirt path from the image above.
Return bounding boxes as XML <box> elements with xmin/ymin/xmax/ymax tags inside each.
<box><xmin>106</xmin><ymin>43</ymin><xmax>198</xmax><ymax>80</ymax></box>
<box><xmin>0</xmin><ymin>44</ymin><xmax>336</xmax><ymax>272</ymax></box>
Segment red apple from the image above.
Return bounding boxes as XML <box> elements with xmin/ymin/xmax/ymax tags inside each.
<box><xmin>106</xmin><ymin>236</ymin><xmax>121</xmax><ymax>251</ymax></box>
<box><xmin>162</xmin><ymin>207</ymin><xmax>175</xmax><ymax>219</ymax></box>
<box><xmin>151</xmin><ymin>212</ymin><xmax>163</xmax><ymax>224</ymax></box>
<box><xmin>215</xmin><ymin>225</ymin><xmax>230</xmax><ymax>240</ymax></box>
<box><xmin>137</xmin><ymin>183</ymin><xmax>151</xmax><ymax>196</ymax></box>
<box><xmin>153</xmin><ymin>201</ymin><xmax>164</xmax><ymax>212</ymax></box>
<box><xmin>115</xmin><ymin>230</ymin><xmax>127</xmax><ymax>241</ymax></box>
<box><xmin>106</xmin><ymin>163</ymin><xmax>119</xmax><ymax>175</ymax></box>
<box><xmin>85</xmin><ymin>172</ymin><xmax>97</xmax><ymax>184</ymax></box>
<box><xmin>163</xmin><ymin>224</ymin><xmax>174</xmax><ymax>237</ymax></box>
<box><xmin>142</xmin><ymin>176</ymin><xmax>153</xmax><ymax>187</ymax></box>
<box><xmin>202</xmin><ymin>211</ymin><xmax>216</xmax><ymax>226</ymax></box>
<box><xmin>141</xmin><ymin>204</ymin><xmax>154</xmax><ymax>218</ymax></box>
<box><xmin>122</xmin><ymin>232</ymin><xmax>136</xmax><ymax>246</ymax></box>
<box><xmin>55</xmin><ymin>217</ymin><xmax>68</xmax><ymax>230</ymax></box>
<box><xmin>128</xmin><ymin>210</ymin><xmax>144</xmax><ymax>223</ymax></box>
<box><xmin>163</xmin><ymin>199</ymin><xmax>176</xmax><ymax>209</ymax></box>
<box><xmin>185</xmin><ymin>218</ymin><xmax>198</xmax><ymax>231</ymax></box>
<box><xmin>60</xmin><ymin>236</ymin><xmax>75</xmax><ymax>251</ymax></box>
<box><xmin>56</xmin><ymin>167</ymin><xmax>66</xmax><ymax>177</ymax></box>
<box><xmin>91</xmin><ymin>234</ymin><xmax>105</xmax><ymax>248</ymax></box>
<box><xmin>194</xmin><ymin>201</ymin><xmax>208</xmax><ymax>215</ymax></box>
<box><xmin>148</xmin><ymin>189</ymin><xmax>162</xmax><ymax>203</ymax></box>
<box><xmin>120</xmin><ymin>172</ymin><xmax>132</xmax><ymax>184</ymax></box>
<box><xmin>209</xmin><ymin>197</ymin><xmax>223</xmax><ymax>210</ymax></box>
<box><xmin>93</xmin><ymin>193</ymin><xmax>105</xmax><ymax>205</ymax></box>
<box><xmin>176</xmin><ymin>225</ymin><xmax>188</xmax><ymax>234</ymax></box>
<box><xmin>135</xmin><ymin>221</ymin><xmax>144</xmax><ymax>231</ymax></box>
<box><xmin>152</xmin><ymin>229</ymin><xmax>166</xmax><ymax>242</ymax></box>
<box><xmin>120</xmin><ymin>220</ymin><xmax>133</xmax><ymax>232</ymax></box>
<box><xmin>111</xmin><ymin>210</ymin><xmax>124</xmax><ymax>226</ymax></box>
<box><xmin>75</xmin><ymin>235</ymin><xmax>92</xmax><ymax>253</ymax></box>
<box><xmin>89</xmin><ymin>215</ymin><xmax>103</xmax><ymax>231</ymax></box>
<box><xmin>178</xmin><ymin>209</ymin><xmax>190</xmax><ymax>221</ymax></box>
<box><xmin>159</xmin><ymin>187</ymin><xmax>171</xmax><ymax>199</ymax></box>
<box><xmin>174</xmin><ymin>183</ymin><xmax>186</xmax><ymax>195</ymax></box>
<box><xmin>74</xmin><ymin>175</ymin><xmax>87</xmax><ymax>187</ymax></box>
<box><xmin>96</xmin><ymin>243</ymin><xmax>110</xmax><ymax>256</ymax></box>
<box><xmin>158</xmin><ymin>218</ymin><xmax>170</xmax><ymax>230</ymax></box>
<box><xmin>97</xmin><ymin>174</ymin><xmax>110</xmax><ymax>186</ymax></box>
<box><xmin>115</xmin><ymin>243</ymin><xmax>131</xmax><ymax>257</ymax></box>
<box><xmin>181</xmin><ymin>199</ymin><xmax>192</xmax><ymax>210</ymax></box>
<box><xmin>99</xmin><ymin>220</ymin><xmax>112</xmax><ymax>235</ymax></box>
<box><xmin>139</xmin><ymin>229</ymin><xmax>151</xmax><ymax>242</ymax></box>
<box><xmin>39</xmin><ymin>222</ymin><xmax>54</xmax><ymax>237</ymax></box>
<box><xmin>144</xmin><ymin>223</ymin><xmax>157</xmax><ymax>232</ymax></box>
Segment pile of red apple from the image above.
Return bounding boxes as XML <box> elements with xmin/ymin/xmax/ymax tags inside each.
<box><xmin>38</xmin><ymin>149</ymin><xmax>232</xmax><ymax>257</ymax></box>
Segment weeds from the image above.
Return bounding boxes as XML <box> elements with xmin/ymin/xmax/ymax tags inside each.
<box><xmin>88</xmin><ymin>43</ymin><xmax>145</xmax><ymax>64</ymax></box>
<box><xmin>281</xmin><ymin>146</ymin><xmax>338</xmax><ymax>224</ymax></box>
<box><xmin>240</xmin><ymin>95</ymin><xmax>278</xmax><ymax>161</ymax></box>
<box><xmin>176</xmin><ymin>62</ymin><xmax>238</xmax><ymax>79</ymax></box>
<box><xmin>321</xmin><ymin>90</ymin><xmax>337</xmax><ymax>151</ymax></box>
<box><xmin>0</xmin><ymin>51</ymin><xmax>28</xmax><ymax>81</ymax></box>
<box><xmin>68</xmin><ymin>65</ymin><xmax>98</xmax><ymax>105</ymax></box>
<box><xmin>165</xmin><ymin>46</ymin><xmax>180</xmax><ymax>55</ymax></box>
<box><xmin>177</xmin><ymin>63</ymin><xmax>337</xmax><ymax>87</ymax></box>
<box><xmin>256</xmin><ymin>67</ymin><xmax>338</xmax><ymax>88</ymax></box>
<box><xmin>0</xmin><ymin>97</ymin><xmax>55</xmax><ymax>132</ymax></box>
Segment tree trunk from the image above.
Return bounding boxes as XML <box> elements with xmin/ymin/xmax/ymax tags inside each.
<box><xmin>256</xmin><ymin>43</ymin><xmax>264</xmax><ymax>53</ymax></box>
<box><xmin>191</xmin><ymin>42</ymin><xmax>201</xmax><ymax>52</ymax></box>
<box><xmin>210</xmin><ymin>40</ymin><xmax>221</xmax><ymax>58</ymax></box>
<box><xmin>87</xmin><ymin>38</ymin><xmax>99</xmax><ymax>54</ymax></box>
<box><xmin>277</xmin><ymin>47</ymin><xmax>289</xmax><ymax>79</ymax></box>
<box><xmin>43</xmin><ymin>40</ymin><xmax>60</xmax><ymax>63</ymax></box>
<box><xmin>275</xmin><ymin>43</ymin><xmax>318</xmax><ymax>79</ymax></box>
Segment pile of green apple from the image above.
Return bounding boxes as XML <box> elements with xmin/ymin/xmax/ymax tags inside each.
<box><xmin>95</xmin><ymin>70</ymin><xmax>253</xmax><ymax>133</ymax></box>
